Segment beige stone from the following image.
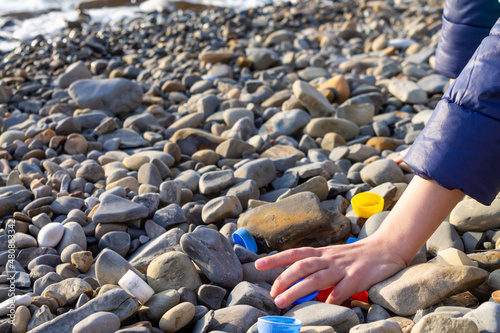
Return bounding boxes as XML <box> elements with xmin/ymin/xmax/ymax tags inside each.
<box><xmin>304</xmin><ymin>117</ymin><xmax>359</xmax><ymax>140</ymax></box>
<box><xmin>159</xmin><ymin>302</ymin><xmax>195</xmax><ymax>333</ymax></box>
<box><xmin>300</xmin><ymin>326</ymin><xmax>334</xmax><ymax>333</ymax></box>
<box><xmin>437</xmin><ymin>248</ymin><xmax>479</xmax><ymax>267</ymax></box>
<box><xmin>146</xmin><ymin>252</ymin><xmax>202</xmax><ymax>292</ymax></box>
<box><xmin>368</xmin><ymin>263</ymin><xmax>488</xmax><ymax>316</ymax></box>
<box><xmin>411</xmin><ymin>314</ymin><xmax>478</xmax><ymax>333</ymax></box>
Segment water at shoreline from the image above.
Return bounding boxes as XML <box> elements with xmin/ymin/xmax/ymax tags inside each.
<box><xmin>0</xmin><ymin>0</ymin><xmax>282</xmax><ymax>51</ymax></box>
<box><xmin>0</xmin><ymin>6</ymin><xmax>141</xmax><ymax>52</ymax></box>
<box><xmin>0</xmin><ymin>0</ymin><xmax>277</xmax><ymax>15</ymax></box>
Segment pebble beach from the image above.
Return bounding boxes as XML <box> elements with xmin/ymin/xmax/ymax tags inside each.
<box><xmin>0</xmin><ymin>0</ymin><xmax>500</xmax><ymax>332</ymax></box>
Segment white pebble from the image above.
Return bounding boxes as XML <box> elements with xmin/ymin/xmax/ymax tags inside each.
<box><xmin>37</xmin><ymin>223</ymin><xmax>65</xmax><ymax>248</ymax></box>
<box><xmin>0</xmin><ymin>295</ymin><xmax>32</xmax><ymax>316</ymax></box>
<box><xmin>118</xmin><ymin>269</ymin><xmax>155</xmax><ymax>304</ymax></box>
<box><xmin>85</xmin><ymin>197</ymin><xmax>99</xmax><ymax>210</ymax></box>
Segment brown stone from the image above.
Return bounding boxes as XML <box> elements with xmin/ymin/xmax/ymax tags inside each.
<box><xmin>492</xmin><ymin>290</ymin><xmax>500</xmax><ymax>303</ymax></box>
<box><xmin>161</xmin><ymin>80</ymin><xmax>186</xmax><ymax>93</ymax></box>
<box><xmin>0</xmin><ymin>150</ymin><xmax>12</xmax><ymax>161</ymax></box>
<box><xmin>317</xmin><ymin>74</ymin><xmax>350</xmax><ymax>103</ymax></box>
<box><xmin>28</xmin><ymin>206</ymin><xmax>52</xmax><ymax>218</ymax></box>
<box><xmin>237</xmin><ymin>192</ymin><xmax>350</xmax><ymax>252</ymax></box>
<box><xmin>64</xmin><ymin>133</ymin><xmax>88</xmax><ymax>155</ymax></box>
<box><xmin>32</xmin><ymin>129</ymin><xmax>56</xmax><ymax>145</ymax></box>
<box><xmin>366</xmin><ymin>137</ymin><xmax>404</xmax><ymax>151</ymax></box>
<box><xmin>22</xmin><ymin>149</ymin><xmax>45</xmax><ymax>161</ymax></box>
<box><xmin>320</xmin><ymin>87</ymin><xmax>337</xmax><ymax>103</ymax></box>
<box><xmin>14</xmin><ymin>212</ymin><xmax>31</xmax><ymax>222</ymax></box>
<box><xmin>441</xmin><ymin>291</ymin><xmax>479</xmax><ymax>307</ymax></box>
<box><xmin>71</xmin><ymin>251</ymin><xmax>93</xmax><ymax>273</ymax></box>
<box><xmin>351</xmin><ymin>300</ymin><xmax>370</xmax><ymax>311</ymax></box>
<box><xmin>236</xmin><ymin>57</ymin><xmax>252</xmax><ymax>68</ymax></box>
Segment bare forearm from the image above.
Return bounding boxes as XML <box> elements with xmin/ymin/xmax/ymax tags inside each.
<box><xmin>369</xmin><ymin>176</ymin><xmax>464</xmax><ymax>265</ymax></box>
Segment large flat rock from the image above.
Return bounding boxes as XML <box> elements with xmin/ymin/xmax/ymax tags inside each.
<box><xmin>368</xmin><ymin>263</ymin><xmax>488</xmax><ymax>316</ymax></box>
<box><xmin>237</xmin><ymin>192</ymin><xmax>350</xmax><ymax>252</ymax></box>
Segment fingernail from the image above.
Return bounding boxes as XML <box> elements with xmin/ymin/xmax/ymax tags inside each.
<box><xmin>255</xmin><ymin>259</ymin><xmax>264</xmax><ymax>269</ymax></box>
<box><xmin>275</xmin><ymin>295</ymin><xmax>285</xmax><ymax>308</ymax></box>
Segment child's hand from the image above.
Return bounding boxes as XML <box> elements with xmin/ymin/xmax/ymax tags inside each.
<box><xmin>255</xmin><ymin>237</ymin><xmax>407</xmax><ymax>308</ymax></box>
<box><xmin>255</xmin><ymin>176</ymin><xmax>465</xmax><ymax>309</ymax></box>
<box><xmin>394</xmin><ymin>147</ymin><xmax>409</xmax><ymax>164</ymax></box>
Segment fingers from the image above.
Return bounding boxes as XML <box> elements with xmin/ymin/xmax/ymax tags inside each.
<box><xmin>325</xmin><ymin>277</ymin><xmax>358</xmax><ymax>305</ymax></box>
<box><xmin>270</xmin><ymin>256</ymin><xmax>327</xmax><ymax>298</ymax></box>
<box><xmin>255</xmin><ymin>247</ymin><xmax>319</xmax><ymax>271</ymax></box>
<box><xmin>394</xmin><ymin>147</ymin><xmax>409</xmax><ymax>164</ymax></box>
<box><xmin>274</xmin><ymin>269</ymin><xmax>335</xmax><ymax>309</ymax></box>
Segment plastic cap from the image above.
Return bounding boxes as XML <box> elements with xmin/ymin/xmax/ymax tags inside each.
<box><xmin>289</xmin><ymin>278</ymin><xmax>319</xmax><ymax>305</ymax></box>
<box><xmin>346</xmin><ymin>237</ymin><xmax>359</xmax><ymax>244</ymax></box>
<box><xmin>351</xmin><ymin>192</ymin><xmax>384</xmax><ymax>218</ymax></box>
<box><xmin>232</xmin><ymin>228</ymin><xmax>258</xmax><ymax>253</ymax></box>
<box><xmin>257</xmin><ymin>316</ymin><xmax>302</xmax><ymax>333</ymax></box>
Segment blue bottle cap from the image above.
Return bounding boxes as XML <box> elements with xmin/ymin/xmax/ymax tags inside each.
<box><xmin>289</xmin><ymin>278</ymin><xmax>319</xmax><ymax>305</ymax></box>
<box><xmin>232</xmin><ymin>228</ymin><xmax>258</xmax><ymax>253</ymax></box>
<box><xmin>346</xmin><ymin>237</ymin><xmax>359</xmax><ymax>244</ymax></box>
<box><xmin>257</xmin><ymin>316</ymin><xmax>302</xmax><ymax>333</ymax></box>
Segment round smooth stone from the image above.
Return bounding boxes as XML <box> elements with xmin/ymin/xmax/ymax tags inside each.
<box><xmin>60</xmin><ymin>244</ymin><xmax>84</xmax><ymax>263</ymax></box>
<box><xmin>64</xmin><ymin>133</ymin><xmax>88</xmax><ymax>155</ymax></box>
<box><xmin>98</xmin><ymin>231</ymin><xmax>131</xmax><ymax>257</ymax></box>
<box><xmin>159</xmin><ymin>302</ymin><xmax>195</xmax><ymax>333</ymax></box>
<box><xmin>72</xmin><ymin>311</ymin><xmax>121</xmax><ymax>333</ymax></box>
<box><xmin>492</xmin><ymin>290</ymin><xmax>500</xmax><ymax>303</ymax></box>
<box><xmin>37</xmin><ymin>223</ymin><xmax>65</xmax><ymax>248</ymax></box>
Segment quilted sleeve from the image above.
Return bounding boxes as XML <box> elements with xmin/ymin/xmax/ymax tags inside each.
<box><xmin>435</xmin><ymin>0</ymin><xmax>500</xmax><ymax>78</ymax></box>
<box><xmin>404</xmin><ymin>19</ymin><xmax>500</xmax><ymax>205</ymax></box>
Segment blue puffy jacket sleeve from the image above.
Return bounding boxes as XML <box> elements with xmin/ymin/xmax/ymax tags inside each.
<box><xmin>404</xmin><ymin>18</ymin><xmax>500</xmax><ymax>205</ymax></box>
<box><xmin>435</xmin><ymin>0</ymin><xmax>500</xmax><ymax>78</ymax></box>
